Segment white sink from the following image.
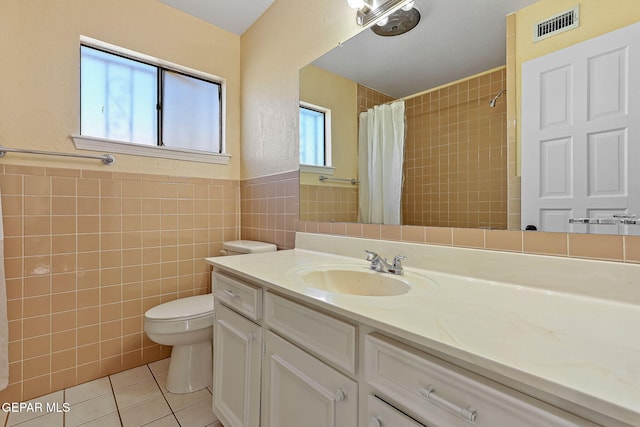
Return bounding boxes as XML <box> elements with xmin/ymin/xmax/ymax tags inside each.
<box><xmin>294</xmin><ymin>265</ymin><xmax>437</xmax><ymax>296</ymax></box>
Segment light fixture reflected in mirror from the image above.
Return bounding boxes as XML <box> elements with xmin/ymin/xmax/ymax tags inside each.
<box><xmin>349</xmin><ymin>0</ymin><xmax>414</xmax><ymax>27</ymax></box>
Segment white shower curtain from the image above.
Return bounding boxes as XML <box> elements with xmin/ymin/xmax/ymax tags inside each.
<box><xmin>0</xmin><ymin>188</ymin><xmax>7</xmax><ymax>391</ymax></box>
<box><xmin>357</xmin><ymin>100</ymin><xmax>405</xmax><ymax>224</ymax></box>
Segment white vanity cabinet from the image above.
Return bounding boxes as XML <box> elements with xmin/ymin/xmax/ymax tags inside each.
<box><xmin>213</xmin><ymin>272</ymin><xmax>358</xmax><ymax>427</ymax></box>
<box><xmin>212</xmin><ymin>267</ymin><xmax>602</xmax><ymax>427</ymax></box>
<box><xmin>212</xmin><ymin>272</ymin><xmax>263</xmax><ymax>427</ymax></box>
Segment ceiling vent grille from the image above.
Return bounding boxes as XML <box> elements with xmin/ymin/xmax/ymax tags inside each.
<box><xmin>534</xmin><ymin>6</ymin><xmax>580</xmax><ymax>42</ymax></box>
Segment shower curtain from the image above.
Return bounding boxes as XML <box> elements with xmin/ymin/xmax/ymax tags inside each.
<box><xmin>0</xmin><ymin>188</ymin><xmax>7</xmax><ymax>391</ymax></box>
<box><xmin>357</xmin><ymin>100</ymin><xmax>405</xmax><ymax>224</ymax></box>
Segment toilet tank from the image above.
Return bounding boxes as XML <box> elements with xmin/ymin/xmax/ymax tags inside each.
<box><xmin>221</xmin><ymin>240</ymin><xmax>277</xmax><ymax>256</ymax></box>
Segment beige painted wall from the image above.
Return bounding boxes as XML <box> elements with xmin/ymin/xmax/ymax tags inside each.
<box><xmin>299</xmin><ymin>65</ymin><xmax>358</xmax><ymax>186</ymax></box>
<box><xmin>240</xmin><ymin>0</ymin><xmax>361</xmax><ymax>180</ymax></box>
<box><xmin>1</xmin><ymin>0</ymin><xmax>241</xmax><ymax>179</ymax></box>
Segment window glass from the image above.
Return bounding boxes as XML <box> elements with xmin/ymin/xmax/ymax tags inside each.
<box><xmin>299</xmin><ymin>106</ymin><xmax>326</xmax><ymax>166</ymax></box>
<box><xmin>81</xmin><ymin>46</ymin><xmax>157</xmax><ymax>145</ymax></box>
<box><xmin>162</xmin><ymin>70</ymin><xmax>221</xmax><ymax>152</ymax></box>
<box><xmin>80</xmin><ymin>45</ymin><xmax>223</xmax><ymax>154</ymax></box>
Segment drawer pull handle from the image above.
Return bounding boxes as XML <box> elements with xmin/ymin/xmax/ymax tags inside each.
<box><xmin>223</xmin><ymin>289</ymin><xmax>238</xmax><ymax>299</ymax></box>
<box><xmin>369</xmin><ymin>416</ymin><xmax>382</xmax><ymax>427</ymax></box>
<box><xmin>419</xmin><ymin>386</ymin><xmax>477</xmax><ymax>422</ymax></box>
<box><xmin>335</xmin><ymin>389</ymin><xmax>346</xmax><ymax>402</ymax></box>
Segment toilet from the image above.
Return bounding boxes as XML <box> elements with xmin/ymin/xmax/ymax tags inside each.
<box><xmin>144</xmin><ymin>240</ymin><xmax>277</xmax><ymax>393</ymax></box>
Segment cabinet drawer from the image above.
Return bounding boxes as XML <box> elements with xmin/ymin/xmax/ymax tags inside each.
<box><xmin>213</xmin><ymin>272</ymin><xmax>262</xmax><ymax>321</ymax></box>
<box><xmin>365</xmin><ymin>333</ymin><xmax>598</xmax><ymax>427</ymax></box>
<box><xmin>265</xmin><ymin>292</ymin><xmax>357</xmax><ymax>374</ymax></box>
<box><xmin>367</xmin><ymin>395</ymin><xmax>425</xmax><ymax>427</ymax></box>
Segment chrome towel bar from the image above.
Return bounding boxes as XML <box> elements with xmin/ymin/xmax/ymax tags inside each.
<box><xmin>318</xmin><ymin>175</ymin><xmax>359</xmax><ymax>185</ymax></box>
<box><xmin>0</xmin><ymin>146</ymin><xmax>115</xmax><ymax>165</ymax></box>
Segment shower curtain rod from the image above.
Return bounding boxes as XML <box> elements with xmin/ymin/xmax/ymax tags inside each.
<box><xmin>318</xmin><ymin>175</ymin><xmax>359</xmax><ymax>185</ymax></box>
<box><xmin>0</xmin><ymin>146</ymin><xmax>115</xmax><ymax>165</ymax></box>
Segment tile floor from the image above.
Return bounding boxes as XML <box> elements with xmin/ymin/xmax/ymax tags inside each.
<box><xmin>0</xmin><ymin>358</ymin><xmax>222</xmax><ymax>427</ymax></box>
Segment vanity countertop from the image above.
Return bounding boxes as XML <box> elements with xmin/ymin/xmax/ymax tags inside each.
<box><xmin>206</xmin><ymin>237</ymin><xmax>640</xmax><ymax>427</ymax></box>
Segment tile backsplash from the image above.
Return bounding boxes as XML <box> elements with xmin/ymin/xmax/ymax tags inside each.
<box><xmin>0</xmin><ymin>164</ymin><xmax>239</xmax><ymax>402</ymax></box>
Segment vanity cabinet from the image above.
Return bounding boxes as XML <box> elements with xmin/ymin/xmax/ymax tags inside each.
<box><xmin>212</xmin><ymin>269</ymin><xmax>600</xmax><ymax>427</ymax></box>
<box><xmin>212</xmin><ymin>273</ymin><xmax>263</xmax><ymax>427</ymax></box>
<box><xmin>213</xmin><ymin>272</ymin><xmax>358</xmax><ymax>427</ymax></box>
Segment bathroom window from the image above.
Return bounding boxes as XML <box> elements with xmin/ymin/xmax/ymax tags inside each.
<box><xmin>299</xmin><ymin>101</ymin><xmax>332</xmax><ymax>170</ymax></box>
<box><xmin>73</xmin><ymin>38</ymin><xmax>229</xmax><ymax>164</ymax></box>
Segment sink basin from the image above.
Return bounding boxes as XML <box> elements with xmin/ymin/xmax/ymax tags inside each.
<box><xmin>297</xmin><ymin>267</ymin><xmax>412</xmax><ymax>296</ymax></box>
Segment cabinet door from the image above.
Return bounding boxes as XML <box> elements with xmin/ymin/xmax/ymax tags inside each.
<box><xmin>262</xmin><ymin>331</ymin><xmax>357</xmax><ymax>427</ymax></box>
<box><xmin>213</xmin><ymin>303</ymin><xmax>262</xmax><ymax>427</ymax></box>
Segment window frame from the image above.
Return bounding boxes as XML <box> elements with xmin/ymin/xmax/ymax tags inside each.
<box><xmin>72</xmin><ymin>36</ymin><xmax>230</xmax><ymax>165</ymax></box>
<box><xmin>299</xmin><ymin>101</ymin><xmax>334</xmax><ymax>175</ymax></box>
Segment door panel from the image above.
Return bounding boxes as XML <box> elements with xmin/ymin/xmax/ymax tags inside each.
<box><xmin>522</xmin><ymin>22</ymin><xmax>640</xmax><ymax>235</ymax></box>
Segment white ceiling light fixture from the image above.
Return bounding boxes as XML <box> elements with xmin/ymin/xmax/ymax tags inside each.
<box><xmin>352</xmin><ymin>0</ymin><xmax>413</xmax><ymax>26</ymax></box>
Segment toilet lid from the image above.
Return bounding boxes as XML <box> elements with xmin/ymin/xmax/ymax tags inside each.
<box><xmin>145</xmin><ymin>295</ymin><xmax>214</xmax><ymax>321</ymax></box>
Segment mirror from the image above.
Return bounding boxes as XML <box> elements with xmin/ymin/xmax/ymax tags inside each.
<box><xmin>299</xmin><ymin>0</ymin><xmax>639</xmax><ymax>235</ymax></box>
<box><xmin>299</xmin><ymin>0</ymin><xmax>536</xmax><ymax>230</ymax></box>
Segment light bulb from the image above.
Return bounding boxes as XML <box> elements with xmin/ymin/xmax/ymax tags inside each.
<box><xmin>347</xmin><ymin>0</ymin><xmax>366</xmax><ymax>9</ymax></box>
<box><xmin>376</xmin><ymin>16</ymin><xmax>389</xmax><ymax>26</ymax></box>
<box><xmin>401</xmin><ymin>0</ymin><xmax>415</xmax><ymax>11</ymax></box>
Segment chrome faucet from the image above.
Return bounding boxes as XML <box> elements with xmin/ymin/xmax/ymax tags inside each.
<box><xmin>365</xmin><ymin>250</ymin><xmax>406</xmax><ymax>275</ymax></box>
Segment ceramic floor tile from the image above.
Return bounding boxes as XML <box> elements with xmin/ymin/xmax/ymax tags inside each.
<box><xmin>11</xmin><ymin>411</ymin><xmax>63</xmax><ymax>427</ymax></box>
<box><xmin>77</xmin><ymin>412</ymin><xmax>122</xmax><ymax>427</ymax></box>
<box><xmin>4</xmin><ymin>359</ymin><xmax>215</xmax><ymax>427</ymax></box>
<box><xmin>144</xmin><ymin>414</ymin><xmax>180</xmax><ymax>427</ymax></box>
<box><xmin>164</xmin><ymin>388</ymin><xmax>211</xmax><ymax>412</ymax></box>
<box><xmin>64</xmin><ymin>393</ymin><xmax>117</xmax><ymax>427</ymax></box>
<box><xmin>65</xmin><ymin>377</ymin><xmax>113</xmax><ymax>405</ymax></box>
<box><xmin>110</xmin><ymin>365</ymin><xmax>154</xmax><ymax>390</ymax></box>
<box><xmin>174</xmin><ymin>399</ymin><xmax>218</xmax><ymax>427</ymax></box>
<box><xmin>154</xmin><ymin>372</ymin><xmax>168</xmax><ymax>393</ymax></box>
<box><xmin>148</xmin><ymin>358</ymin><xmax>170</xmax><ymax>377</ymax></box>
<box><xmin>119</xmin><ymin>394</ymin><xmax>171</xmax><ymax>427</ymax></box>
<box><xmin>113</xmin><ymin>378</ymin><xmax>162</xmax><ymax>409</ymax></box>
<box><xmin>6</xmin><ymin>391</ymin><xmax>64</xmax><ymax>426</ymax></box>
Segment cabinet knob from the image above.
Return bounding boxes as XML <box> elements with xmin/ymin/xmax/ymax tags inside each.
<box><xmin>335</xmin><ymin>389</ymin><xmax>346</xmax><ymax>402</ymax></box>
<box><xmin>369</xmin><ymin>416</ymin><xmax>382</xmax><ymax>427</ymax></box>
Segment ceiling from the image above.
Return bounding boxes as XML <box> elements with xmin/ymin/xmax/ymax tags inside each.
<box><xmin>156</xmin><ymin>0</ymin><xmax>539</xmax><ymax>98</ymax></box>
<box><xmin>156</xmin><ymin>0</ymin><xmax>276</xmax><ymax>35</ymax></box>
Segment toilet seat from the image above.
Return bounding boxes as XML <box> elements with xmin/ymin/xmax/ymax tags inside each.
<box><xmin>144</xmin><ymin>294</ymin><xmax>214</xmax><ymax>334</ymax></box>
<box><xmin>145</xmin><ymin>294</ymin><xmax>213</xmax><ymax>321</ymax></box>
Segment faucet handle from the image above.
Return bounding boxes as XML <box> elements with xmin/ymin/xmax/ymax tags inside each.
<box><xmin>364</xmin><ymin>250</ymin><xmax>378</xmax><ymax>261</ymax></box>
<box><xmin>389</xmin><ymin>255</ymin><xmax>406</xmax><ymax>274</ymax></box>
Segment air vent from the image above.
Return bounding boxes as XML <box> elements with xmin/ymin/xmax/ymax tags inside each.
<box><xmin>534</xmin><ymin>6</ymin><xmax>580</xmax><ymax>42</ymax></box>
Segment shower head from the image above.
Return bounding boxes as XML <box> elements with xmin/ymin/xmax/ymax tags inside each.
<box><xmin>489</xmin><ymin>89</ymin><xmax>506</xmax><ymax>107</ymax></box>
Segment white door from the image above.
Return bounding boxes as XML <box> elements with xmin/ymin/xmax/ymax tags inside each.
<box><xmin>213</xmin><ymin>303</ymin><xmax>262</xmax><ymax>427</ymax></box>
<box><xmin>522</xmin><ymin>22</ymin><xmax>640</xmax><ymax>235</ymax></box>
<box><xmin>261</xmin><ymin>331</ymin><xmax>358</xmax><ymax>427</ymax></box>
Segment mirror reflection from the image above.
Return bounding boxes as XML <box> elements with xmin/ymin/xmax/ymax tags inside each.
<box><xmin>300</xmin><ymin>0</ymin><xmax>640</xmax><ymax>235</ymax></box>
<box><xmin>299</xmin><ymin>0</ymin><xmax>532</xmax><ymax>229</ymax></box>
